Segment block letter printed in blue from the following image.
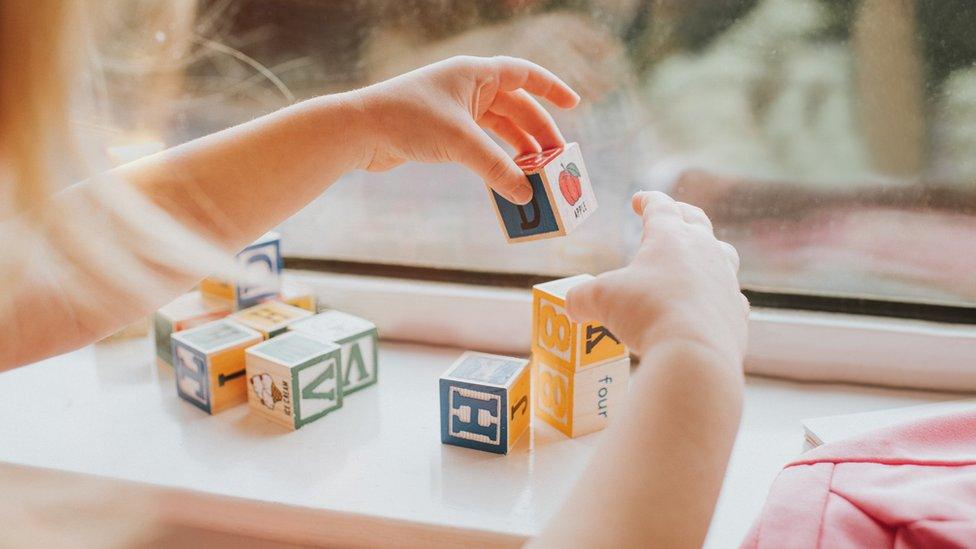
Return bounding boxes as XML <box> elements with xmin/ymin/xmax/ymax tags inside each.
<box><xmin>439</xmin><ymin>380</ymin><xmax>508</xmax><ymax>454</ymax></box>
<box><xmin>491</xmin><ymin>173</ymin><xmax>559</xmax><ymax>241</ymax></box>
<box><xmin>236</xmin><ymin>237</ymin><xmax>283</xmax><ymax>309</ymax></box>
<box><xmin>172</xmin><ymin>341</ymin><xmax>211</xmax><ymax>413</ymax></box>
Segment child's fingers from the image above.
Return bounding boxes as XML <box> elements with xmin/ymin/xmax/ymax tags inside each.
<box><xmin>719</xmin><ymin>240</ymin><xmax>741</xmax><ymax>272</ymax></box>
<box><xmin>488</xmin><ymin>90</ymin><xmax>565</xmax><ymax>150</ymax></box>
<box><xmin>565</xmin><ymin>277</ymin><xmax>607</xmax><ymax>325</ymax></box>
<box><xmin>479</xmin><ymin>112</ymin><xmax>542</xmax><ymax>155</ymax></box>
<box><xmin>677</xmin><ymin>202</ymin><xmax>713</xmax><ymax>232</ymax></box>
<box><xmin>489</xmin><ymin>56</ymin><xmax>581</xmax><ymax>109</ymax></box>
<box><xmin>633</xmin><ymin>191</ymin><xmax>683</xmax><ymax>238</ymax></box>
<box><xmin>455</xmin><ymin>121</ymin><xmax>534</xmax><ymax>204</ymax></box>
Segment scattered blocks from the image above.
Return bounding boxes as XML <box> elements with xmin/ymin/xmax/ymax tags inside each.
<box><xmin>200</xmin><ymin>232</ymin><xmax>283</xmax><ymax>309</ymax></box>
<box><xmin>489</xmin><ymin>142</ymin><xmax>598</xmax><ymax>243</ymax></box>
<box><xmin>440</xmin><ymin>352</ymin><xmax>530</xmax><ymax>454</ymax></box>
<box><xmin>289</xmin><ymin>311</ymin><xmax>379</xmax><ymax>396</ymax></box>
<box><xmin>534</xmin><ymin>355</ymin><xmax>630</xmax><ymax>438</ymax></box>
<box><xmin>246</xmin><ymin>332</ymin><xmax>343</xmax><ymax>430</ymax></box>
<box><xmin>231</xmin><ymin>301</ymin><xmax>313</xmax><ymax>339</ymax></box>
<box><xmin>171</xmin><ymin>319</ymin><xmax>262</xmax><ymax>414</ymax></box>
<box><xmin>153</xmin><ymin>291</ymin><xmax>232</xmax><ymax>367</ymax></box>
<box><xmin>531</xmin><ymin>275</ymin><xmax>630</xmax><ymax>437</ymax></box>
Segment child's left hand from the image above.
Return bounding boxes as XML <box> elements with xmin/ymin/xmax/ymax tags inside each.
<box><xmin>353</xmin><ymin>55</ymin><xmax>580</xmax><ymax>204</ymax></box>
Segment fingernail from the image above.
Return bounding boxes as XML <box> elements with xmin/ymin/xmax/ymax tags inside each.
<box><xmin>511</xmin><ymin>184</ymin><xmax>533</xmax><ymax>205</ymax></box>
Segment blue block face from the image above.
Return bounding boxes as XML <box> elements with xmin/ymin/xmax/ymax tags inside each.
<box><xmin>236</xmin><ymin>239</ymin><xmax>283</xmax><ymax>309</ymax></box>
<box><xmin>172</xmin><ymin>340</ymin><xmax>211</xmax><ymax>413</ymax></box>
<box><xmin>492</xmin><ymin>173</ymin><xmax>559</xmax><ymax>240</ymax></box>
<box><xmin>440</xmin><ymin>379</ymin><xmax>508</xmax><ymax>454</ymax></box>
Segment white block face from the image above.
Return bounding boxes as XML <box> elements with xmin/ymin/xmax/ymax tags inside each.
<box><xmin>340</xmin><ymin>333</ymin><xmax>377</xmax><ymax>394</ymax></box>
<box><xmin>236</xmin><ymin>237</ymin><xmax>282</xmax><ymax>306</ymax></box>
<box><xmin>543</xmin><ymin>143</ymin><xmax>598</xmax><ymax>233</ymax></box>
<box><xmin>294</xmin><ymin>355</ymin><xmax>341</xmax><ymax>425</ymax></box>
<box><xmin>291</xmin><ymin>311</ymin><xmax>375</xmax><ymax>342</ymax></box>
<box><xmin>572</xmin><ymin>357</ymin><xmax>630</xmax><ymax>437</ymax></box>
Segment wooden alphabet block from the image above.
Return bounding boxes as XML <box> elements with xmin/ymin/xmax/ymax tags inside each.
<box><xmin>489</xmin><ymin>142</ymin><xmax>598</xmax><ymax>243</ymax></box>
<box><xmin>279</xmin><ymin>280</ymin><xmax>317</xmax><ymax>312</ymax></box>
<box><xmin>246</xmin><ymin>332</ymin><xmax>343</xmax><ymax>430</ymax></box>
<box><xmin>199</xmin><ymin>232</ymin><xmax>283</xmax><ymax>309</ymax></box>
<box><xmin>289</xmin><ymin>311</ymin><xmax>378</xmax><ymax>395</ymax></box>
<box><xmin>534</xmin><ymin>355</ymin><xmax>630</xmax><ymax>438</ymax></box>
<box><xmin>153</xmin><ymin>291</ymin><xmax>233</xmax><ymax>367</ymax></box>
<box><xmin>439</xmin><ymin>352</ymin><xmax>530</xmax><ymax>454</ymax></box>
<box><xmin>171</xmin><ymin>319</ymin><xmax>263</xmax><ymax>414</ymax></box>
<box><xmin>532</xmin><ymin>275</ymin><xmax>628</xmax><ymax>371</ymax></box>
<box><xmin>231</xmin><ymin>301</ymin><xmax>313</xmax><ymax>339</ymax></box>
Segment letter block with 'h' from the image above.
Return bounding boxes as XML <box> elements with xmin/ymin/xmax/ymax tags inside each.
<box><xmin>440</xmin><ymin>352</ymin><xmax>531</xmax><ymax>454</ymax></box>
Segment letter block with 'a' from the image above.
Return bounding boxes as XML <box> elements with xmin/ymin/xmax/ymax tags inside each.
<box><xmin>532</xmin><ymin>275</ymin><xmax>628</xmax><ymax>371</ymax></box>
<box><xmin>534</xmin><ymin>355</ymin><xmax>630</xmax><ymax>438</ymax></box>
<box><xmin>489</xmin><ymin>142</ymin><xmax>598</xmax><ymax>243</ymax></box>
<box><xmin>245</xmin><ymin>331</ymin><xmax>343</xmax><ymax>430</ymax></box>
<box><xmin>171</xmin><ymin>319</ymin><xmax>263</xmax><ymax>414</ymax></box>
<box><xmin>440</xmin><ymin>352</ymin><xmax>531</xmax><ymax>454</ymax></box>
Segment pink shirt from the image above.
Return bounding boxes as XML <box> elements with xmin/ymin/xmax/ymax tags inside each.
<box><xmin>742</xmin><ymin>410</ymin><xmax>976</xmax><ymax>548</ymax></box>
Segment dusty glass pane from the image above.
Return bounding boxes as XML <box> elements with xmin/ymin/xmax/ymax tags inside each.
<box><xmin>92</xmin><ymin>0</ymin><xmax>976</xmax><ymax>307</ymax></box>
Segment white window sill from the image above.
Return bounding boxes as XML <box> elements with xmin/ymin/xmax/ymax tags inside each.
<box><xmin>287</xmin><ymin>270</ymin><xmax>976</xmax><ymax>392</ymax></box>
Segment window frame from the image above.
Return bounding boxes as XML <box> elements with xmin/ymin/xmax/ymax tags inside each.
<box><xmin>284</xmin><ymin>264</ymin><xmax>976</xmax><ymax>393</ymax></box>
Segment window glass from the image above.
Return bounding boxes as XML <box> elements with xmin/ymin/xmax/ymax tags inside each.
<box><xmin>94</xmin><ymin>0</ymin><xmax>976</xmax><ymax>307</ymax></box>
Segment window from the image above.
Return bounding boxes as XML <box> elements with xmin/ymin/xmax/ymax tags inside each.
<box><xmin>92</xmin><ymin>0</ymin><xmax>976</xmax><ymax>313</ymax></box>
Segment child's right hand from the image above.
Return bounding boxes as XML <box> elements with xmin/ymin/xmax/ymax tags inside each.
<box><xmin>567</xmin><ymin>191</ymin><xmax>748</xmax><ymax>367</ymax></box>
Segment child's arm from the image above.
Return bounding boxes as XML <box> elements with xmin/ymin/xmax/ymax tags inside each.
<box><xmin>2</xmin><ymin>56</ymin><xmax>578</xmax><ymax>369</ymax></box>
<box><xmin>531</xmin><ymin>191</ymin><xmax>749</xmax><ymax>548</ymax></box>
<box><xmin>120</xmin><ymin>55</ymin><xmax>579</xmax><ymax>249</ymax></box>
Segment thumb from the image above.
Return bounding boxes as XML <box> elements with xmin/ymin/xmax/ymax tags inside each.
<box><xmin>454</xmin><ymin>122</ymin><xmax>534</xmax><ymax>204</ymax></box>
<box><xmin>565</xmin><ymin>278</ymin><xmax>606</xmax><ymax>325</ymax></box>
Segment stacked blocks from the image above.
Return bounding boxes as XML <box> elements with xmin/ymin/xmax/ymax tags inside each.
<box><xmin>439</xmin><ymin>352</ymin><xmax>530</xmax><ymax>454</ymax></box>
<box><xmin>200</xmin><ymin>232</ymin><xmax>283</xmax><ymax>309</ymax></box>
<box><xmin>153</xmin><ymin>291</ymin><xmax>232</xmax><ymax>367</ymax></box>
<box><xmin>289</xmin><ymin>311</ymin><xmax>379</xmax><ymax>396</ymax></box>
<box><xmin>171</xmin><ymin>319</ymin><xmax>263</xmax><ymax>414</ymax></box>
<box><xmin>489</xmin><ymin>142</ymin><xmax>598</xmax><ymax>243</ymax></box>
<box><xmin>245</xmin><ymin>332</ymin><xmax>343</xmax><ymax>430</ymax></box>
<box><xmin>532</xmin><ymin>275</ymin><xmax>630</xmax><ymax>438</ymax></box>
<box><xmin>231</xmin><ymin>301</ymin><xmax>313</xmax><ymax>339</ymax></box>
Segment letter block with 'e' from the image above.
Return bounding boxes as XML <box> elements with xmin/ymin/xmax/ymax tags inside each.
<box><xmin>534</xmin><ymin>355</ymin><xmax>630</xmax><ymax>438</ymax></box>
<box><xmin>440</xmin><ymin>352</ymin><xmax>531</xmax><ymax>454</ymax></box>
<box><xmin>289</xmin><ymin>310</ymin><xmax>379</xmax><ymax>396</ymax></box>
<box><xmin>489</xmin><ymin>142</ymin><xmax>598</xmax><ymax>243</ymax></box>
<box><xmin>231</xmin><ymin>301</ymin><xmax>313</xmax><ymax>339</ymax></box>
<box><xmin>245</xmin><ymin>332</ymin><xmax>343</xmax><ymax>430</ymax></box>
<box><xmin>532</xmin><ymin>274</ymin><xmax>628</xmax><ymax>371</ymax></box>
<box><xmin>171</xmin><ymin>319</ymin><xmax>263</xmax><ymax>414</ymax></box>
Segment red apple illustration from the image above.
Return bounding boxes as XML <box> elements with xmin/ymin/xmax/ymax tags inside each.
<box><xmin>558</xmin><ymin>163</ymin><xmax>583</xmax><ymax>205</ymax></box>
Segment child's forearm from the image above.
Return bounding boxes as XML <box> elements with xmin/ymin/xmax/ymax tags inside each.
<box><xmin>117</xmin><ymin>93</ymin><xmax>369</xmax><ymax>251</ymax></box>
<box><xmin>531</xmin><ymin>340</ymin><xmax>743</xmax><ymax>549</ymax></box>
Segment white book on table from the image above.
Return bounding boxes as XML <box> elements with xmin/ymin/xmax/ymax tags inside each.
<box><xmin>802</xmin><ymin>399</ymin><xmax>976</xmax><ymax>447</ymax></box>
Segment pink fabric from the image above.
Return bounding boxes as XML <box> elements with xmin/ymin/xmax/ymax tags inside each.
<box><xmin>742</xmin><ymin>411</ymin><xmax>976</xmax><ymax>548</ymax></box>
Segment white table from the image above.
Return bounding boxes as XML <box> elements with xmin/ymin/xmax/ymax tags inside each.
<box><xmin>0</xmin><ymin>338</ymin><xmax>957</xmax><ymax>547</ymax></box>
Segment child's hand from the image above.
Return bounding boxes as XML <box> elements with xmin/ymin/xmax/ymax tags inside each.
<box><xmin>354</xmin><ymin>56</ymin><xmax>580</xmax><ymax>204</ymax></box>
<box><xmin>567</xmin><ymin>191</ymin><xmax>749</xmax><ymax>364</ymax></box>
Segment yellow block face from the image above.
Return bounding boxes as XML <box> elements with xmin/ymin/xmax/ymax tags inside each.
<box><xmin>284</xmin><ymin>295</ymin><xmax>316</xmax><ymax>312</ymax></box>
<box><xmin>532</xmin><ymin>285</ymin><xmax>627</xmax><ymax>371</ymax></box>
<box><xmin>200</xmin><ymin>277</ymin><xmax>235</xmax><ymax>302</ymax></box>
<box><xmin>208</xmin><ymin>338</ymin><xmax>260</xmax><ymax>414</ymax></box>
<box><xmin>232</xmin><ymin>301</ymin><xmax>312</xmax><ymax>338</ymax></box>
<box><xmin>507</xmin><ymin>365</ymin><xmax>531</xmax><ymax>448</ymax></box>
<box><xmin>534</xmin><ymin>359</ymin><xmax>574</xmax><ymax>437</ymax></box>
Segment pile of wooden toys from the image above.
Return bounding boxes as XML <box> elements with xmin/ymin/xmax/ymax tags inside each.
<box><xmin>441</xmin><ymin>144</ymin><xmax>630</xmax><ymax>454</ymax></box>
<box><xmin>153</xmin><ymin>232</ymin><xmax>378</xmax><ymax>429</ymax></box>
